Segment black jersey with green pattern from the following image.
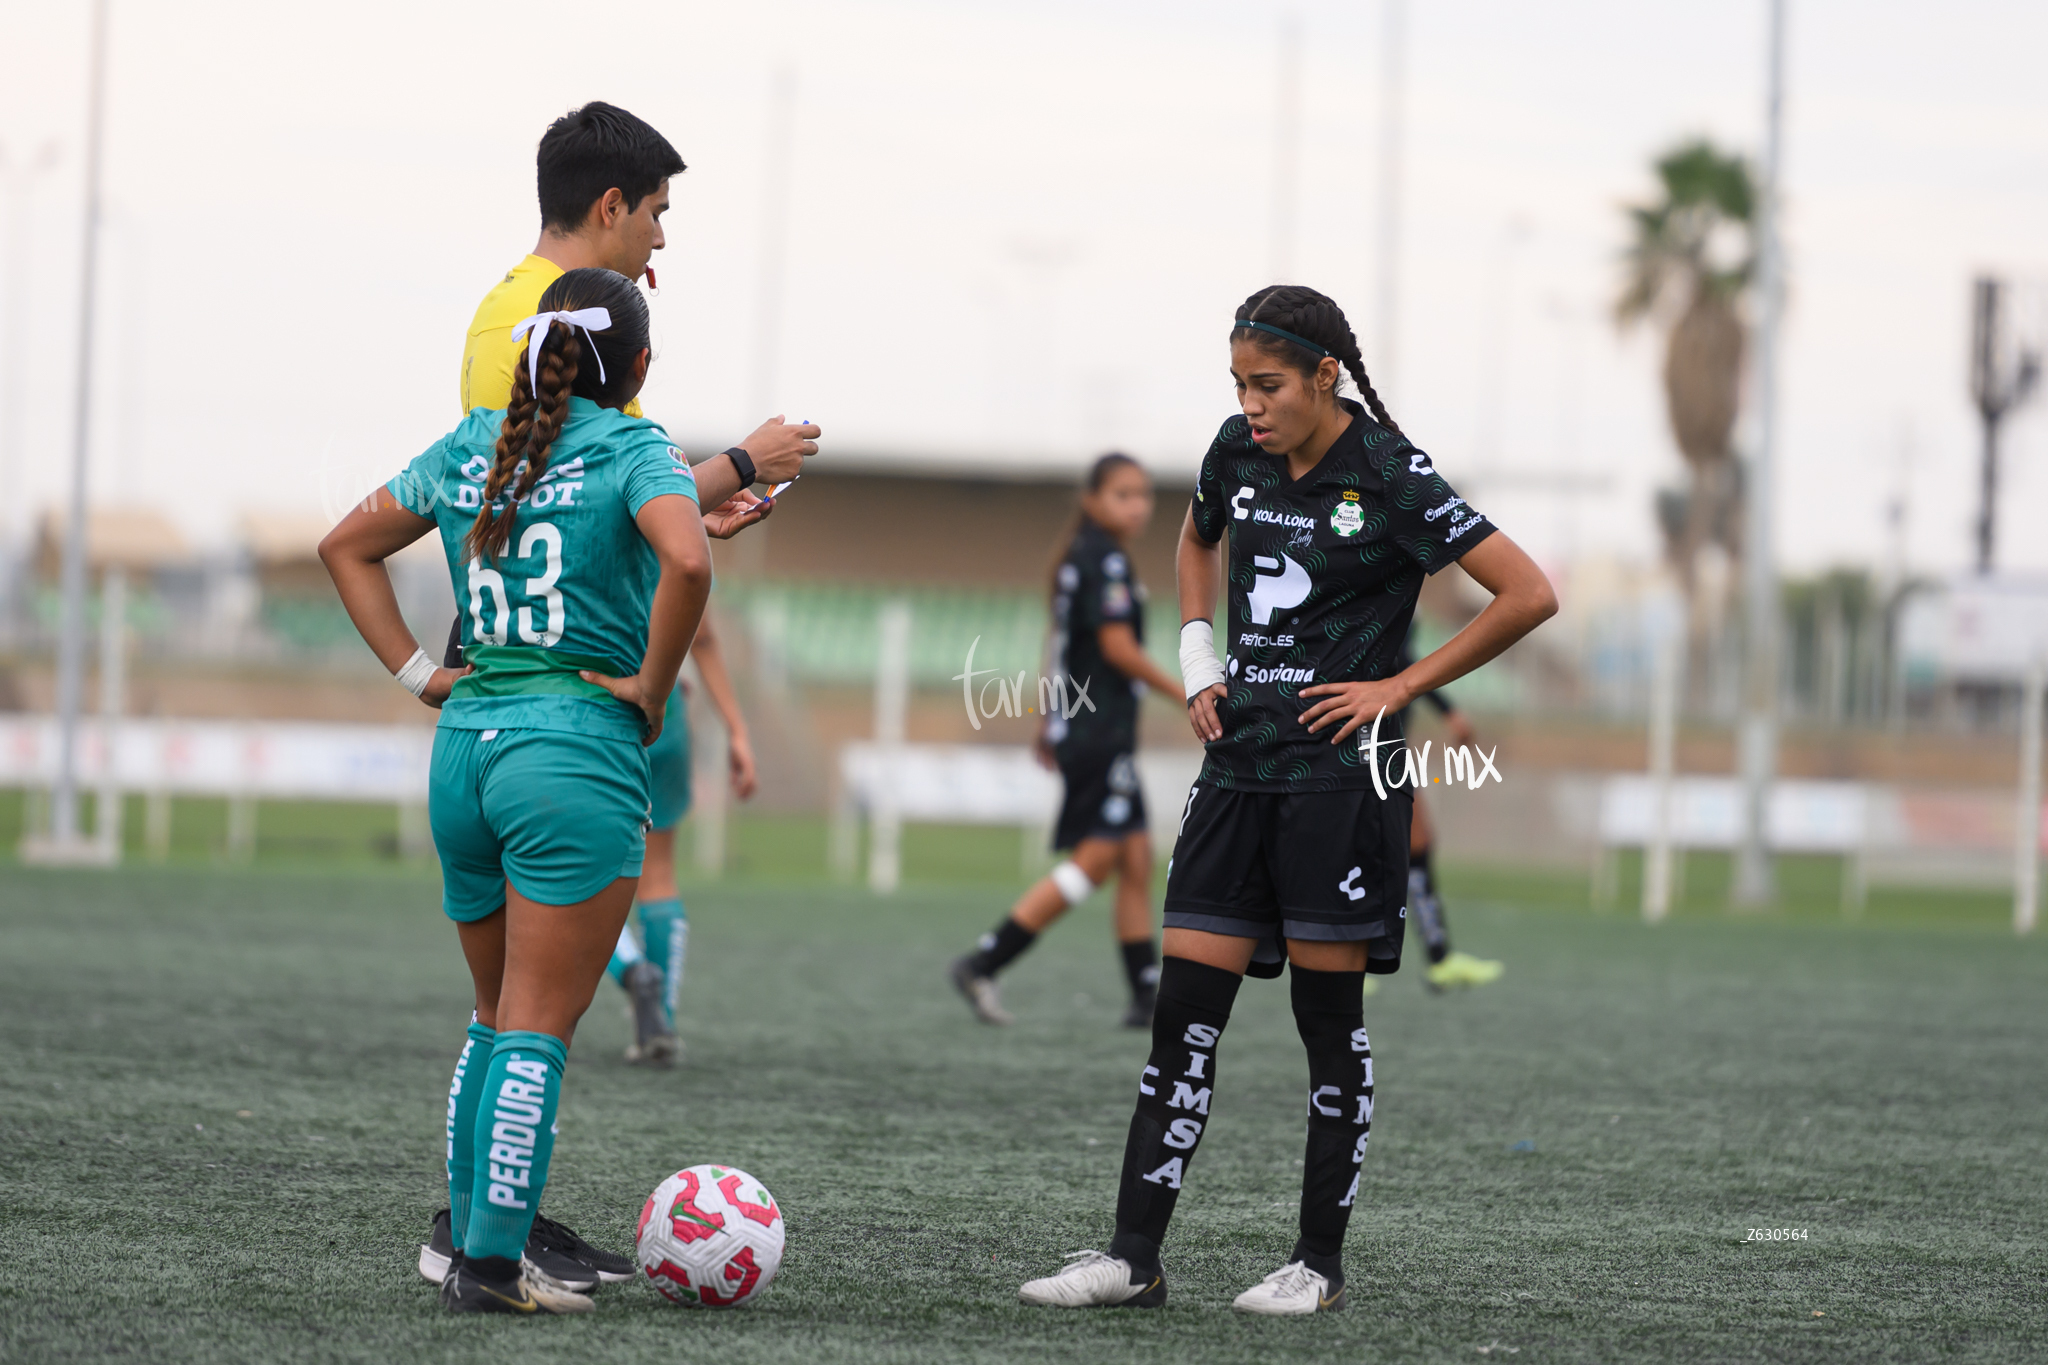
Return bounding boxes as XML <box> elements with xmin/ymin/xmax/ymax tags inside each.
<box><xmin>1188</xmin><ymin>399</ymin><xmax>1494</xmax><ymax>792</ymax></box>
<box><xmin>1046</xmin><ymin>518</ymin><xmax>1146</xmax><ymax>757</ymax></box>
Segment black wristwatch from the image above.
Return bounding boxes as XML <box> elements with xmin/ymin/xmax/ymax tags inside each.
<box><xmin>723</xmin><ymin>446</ymin><xmax>757</xmax><ymax>488</ymax></box>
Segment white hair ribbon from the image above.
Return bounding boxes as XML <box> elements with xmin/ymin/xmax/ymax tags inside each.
<box><xmin>508</xmin><ymin>307</ymin><xmax>612</xmax><ymax>397</ymax></box>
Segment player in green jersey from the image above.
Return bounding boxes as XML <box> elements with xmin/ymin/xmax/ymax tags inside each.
<box><xmin>322</xmin><ymin>267</ymin><xmax>713</xmax><ymax>1316</ymax></box>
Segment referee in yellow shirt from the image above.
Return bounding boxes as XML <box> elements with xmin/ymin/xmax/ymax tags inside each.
<box><xmin>460</xmin><ymin>101</ymin><xmax>816</xmax><ymax>510</ymax></box>
<box><xmin>416</xmin><ymin>99</ymin><xmax>817</xmax><ymax>1298</ymax></box>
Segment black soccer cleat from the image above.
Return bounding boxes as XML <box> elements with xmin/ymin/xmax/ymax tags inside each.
<box><xmin>439</xmin><ymin>1257</ymin><xmax>594</xmax><ymax>1315</ymax></box>
<box><xmin>418</xmin><ymin>1208</ymin><xmax>617</xmax><ymax>1290</ymax></box>
<box><xmin>530</xmin><ymin>1214</ymin><xmax>634</xmax><ymax>1283</ymax></box>
<box><xmin>1121</xmin><ymin>991</ymin><xmax>1156</xmax><ymax>1030</ymax></box>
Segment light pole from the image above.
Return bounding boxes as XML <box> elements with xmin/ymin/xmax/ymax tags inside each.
<box><xmin>1270</xmin><ymin>10</ymin><xmax>1302</xmax><ymax>282</ymax></box>
<box><xmin>1734</xmin><ymin>0</ymin><xmax>1787</xmax><ymax>907</ymax></box>
<box><xmin>47</xmin><ymin>0</ymin><xmax>111</xmax><ymax>854</ymax></box>
<box><xmin>1</xmin><ymin>141</ymin><xmax>62</xmax><ymax>548</ymax></box>
<box><xmin>1969</xmin><ymin>276</ymin><xmax>2042</xmax><ymax>573</ymax></box>
<box><xmin>1375</xmin><ymin>0</ymin><xmax>1405</xmax><ymax>389</ymax></box>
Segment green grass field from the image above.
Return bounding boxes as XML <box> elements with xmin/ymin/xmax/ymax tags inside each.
<box><xmin>2</xmin><ymin>845</ymin><xmax>2044</xmax><ymax>1363</ymax></box>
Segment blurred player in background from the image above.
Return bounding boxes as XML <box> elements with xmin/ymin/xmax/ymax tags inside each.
<box><xmin>605</xmin><ymin>609</ymin><xmax>757</xmax><ymax>1065</ymax></box>
<box><xmin>1396</xmin><ymin>634</ymin><xmax>1504</xmax><ymax>992</ymax></box>
<box><xmin>1017</xmin><ymin>285</ymin><xmax>1555</xmax><ymax>1316</ymax></box>
<box><xmin>950</xmin><ymin>454</ymin><xmax>1183</xmax><ymax>1029</ymax></box>
<box><xmin>324</xmin><ymin>268</ymin><xmax>713</xmax><ymax>1313</ymax></box>
<box><xmin>408</xmin><ymin>100</ymin><xmax>817</xmax><ymax>1297</ymax></box>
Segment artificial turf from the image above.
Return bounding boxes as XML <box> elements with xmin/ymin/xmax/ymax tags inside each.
<box><xmin>1</xmin><ymin>859</ymin><xmax>2043</xmax><ymax>1363</ymax></box>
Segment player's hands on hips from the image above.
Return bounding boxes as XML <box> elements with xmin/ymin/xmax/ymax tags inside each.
<box><xmin>702</xmin><ymin>489</ymin><xmax>772</xmax><ymax>540</ymax></box>
<box><xmin>742</xmin><ymin>416</ymin><xmax>821</xmax><ymax>486</ymax></box>
<box><xmin>1188</xmin><ymin>682</ymin><xmax>1228</xmax><ymax>743</ymax></box>
<box><xmin>421</xmin><ymin>665</ymin><xmax>470</xmax><ymax>710</ymax></box>
<box><xmin>578</xmin><ymin>669</ymin><xmax>666</xmax><ymax>744</ymax></box>
<box><xmin>1298</xmin><ymin>677</ymin><xmax>1415</xmax><ymax>745</ymax></box>
<box><xmin>728</xmin><ymin>730</ymin><xmax>759</xmax><ymax>800</ymax></box>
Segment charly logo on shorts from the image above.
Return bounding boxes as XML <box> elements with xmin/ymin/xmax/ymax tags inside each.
<box><xmin>1330</xmin><ymin>490</ymin><xmax>1364</xmax><ymax>538</ymax></box>
<box><xmin>1101</xmin><ymin>754</ymin><xmax>1140</xmax><ymax>826</ymax></box>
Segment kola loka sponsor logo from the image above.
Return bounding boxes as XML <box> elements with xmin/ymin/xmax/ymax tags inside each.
<box><xmin>1250</xmin><ymin>508</ymin><xmax>1316</xmax><ymax>530</ymax></box>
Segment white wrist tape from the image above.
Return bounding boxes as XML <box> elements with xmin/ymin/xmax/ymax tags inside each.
<box><xmin>1178</xmin><ymin>619</ymin><xmax>1226</xmax><ymax>701</ymax></box>
<box><xmin>394</xmin><ymin>648</ymin><xmax>438</xmax><ymax>698</ymax></box>
<box><xmin>1050</xmin><ymin>859</ymin><xmax>1098</xmax><ymax>906</ymax></box>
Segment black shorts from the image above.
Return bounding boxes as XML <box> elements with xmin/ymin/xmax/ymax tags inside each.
<box><xmin>1053</xmin><ymin>748</ymin><xmax>1148</xmax><ymax>851</ymax></box>
<box><xmin>1162</xmin><ymin>783</ymin><xmax>1412</xmax><ymax>974</ymax></box>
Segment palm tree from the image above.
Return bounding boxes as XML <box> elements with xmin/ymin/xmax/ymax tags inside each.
<box><xmin>1616</xmin><ymin>139</ymin><xmax>1756</xmax><ymax>698</ymax></box>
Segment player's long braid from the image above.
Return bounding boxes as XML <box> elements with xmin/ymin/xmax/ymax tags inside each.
<box><xmin>1237</xmin><ymin>285</ymin><xmax>1401</xmax><ymax>436</ymax></box>
<box><xmin>464</xmin><ymin>324</ymin><xmax>579</xmax><ymax>564</ymax></box>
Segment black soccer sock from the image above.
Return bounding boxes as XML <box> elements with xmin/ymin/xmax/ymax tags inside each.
<box><xmin>1119</xmin><ymin>938</ymin><xmax>1159</xmax><ymax>1002</ymax></box>
<box><xmin>1409</xmin><ymin>846</ymin><xmax>1450</xmax><ymax>964</ymax></box>
<box><xmin>467</xmin><ymin>1253</ymin><xmax>521</xmax><ymax>1289</ymax></box>
<box><xmin>965</xmin><ymin>918</ymin><xmax>1036</xmax><ymax>977</ymax></box>
<box><xmin>1288</xmin><ymin>964</ymin><xmax>1373</xmax><ymax>1287</ymax></box>
<box><xmin>1108</xmin><ymin>956</ymin><xmax>1243</xmax><ymax>1274</ymax></box>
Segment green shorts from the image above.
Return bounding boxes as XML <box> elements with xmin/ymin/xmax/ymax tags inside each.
<box><xmin>646</xmin><ymin>685</ymin><xmax>692</xmax><ymax>832</ymax></box>
<box><xmin>429</xmin><ymin>726</ymin><xmax>650</xmax><ymax>922</ymax></box>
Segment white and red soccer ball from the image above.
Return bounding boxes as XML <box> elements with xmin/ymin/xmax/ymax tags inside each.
<box><xmin>635</xmin><ymin>1164</ymin><xmax>785</xmax><ymax>1308</ymax></box>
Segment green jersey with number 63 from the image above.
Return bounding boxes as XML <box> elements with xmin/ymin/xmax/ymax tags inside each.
<box><xmin>387</xmin><ymin>397</ymin><xmax>700</xmax><ymax>741</ymax></box>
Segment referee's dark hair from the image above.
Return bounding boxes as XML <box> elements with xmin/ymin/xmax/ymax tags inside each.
<box><xmin>537</xmin><ymin>102</ymin><xmax>687</xmax><ymax>231</ymax></box>
<box><xmin>1235</xmin><ymin>285</ymin><xmax>1401</xmax><ymax>435</ymax></box>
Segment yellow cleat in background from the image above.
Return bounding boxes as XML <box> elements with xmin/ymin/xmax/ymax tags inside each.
<box><xmin>1426</xmin><ymin>951</ymin><xmax>1504</xmax><ymax>989</ymax></box>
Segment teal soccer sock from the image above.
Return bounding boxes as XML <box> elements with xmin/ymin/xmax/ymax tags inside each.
<box><xmin>444</xmin><ymin>1016</ymin><xmax>496</xmax><ymax>1251</ymax></box>
<box><xmin>606</xmin><ymin>921</ymin><xmax>645</xmax><ymax>988</ymax></box>
<box><xmin>638</xmin><ymin>898</ymin><xmax>687</xmax><ymax>1021</ymax></box>
<box><xmin>464</xmin><ymin>1030</ymin><xmax>568</xmax><ymax>1265</ymax></box>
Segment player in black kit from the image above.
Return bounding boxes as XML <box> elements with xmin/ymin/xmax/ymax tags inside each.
<box><xmin>952</xmin><ymin>454</ymin><xmax>1184</xmax><ymax>1028</ymax></box>
<box><xmin>1394</xmin><ymin>636</ymin><xmax>1505</xmax><ymax>991</ymax></box>
<box><xmin>1017</xmin><ymin>285</ymin><xmax>1556</xmax><ymax>1315</ymax></box>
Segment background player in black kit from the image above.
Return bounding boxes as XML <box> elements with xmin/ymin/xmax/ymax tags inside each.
<box><xmin>1019</xmin><ymin>286</ymin><xmax>1556</xmax><ymax>1315</ymax></box>
<box><xmin>1394</xmin><ymin>634</ymin><xmax>1506</xmax><ymax>992</ymax></box>
<box><xmin>952</xmin><ymin>455</ymin><xmax>1184</xmax><ymax>1028</ymax></box>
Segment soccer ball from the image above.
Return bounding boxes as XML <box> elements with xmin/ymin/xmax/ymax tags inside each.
<box><xmin>635</xmin><ymin>1164</ymin><xmax>785</xmax><ymax>1308</ymax></box>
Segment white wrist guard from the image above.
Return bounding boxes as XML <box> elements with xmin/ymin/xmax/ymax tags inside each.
<box><xmin>1178</xmin><ymin>619</ymin><xmax>1226</xmax><ymax>701</ymax></box>
<box><xmin>394</xmin><ymin>648</ymin><xmax>438</xmax><ymax>698</ymax></box>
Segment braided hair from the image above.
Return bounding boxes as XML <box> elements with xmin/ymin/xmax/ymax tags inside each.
<box><xmin>463</xmin><ymin>267</ymin><xmax>650</xmax><ymax>563</ymax></box>
<box><xmin>1234</xmin><ymin>284</ymin><xmax>1401</xmax><ymax>436</ymax></box>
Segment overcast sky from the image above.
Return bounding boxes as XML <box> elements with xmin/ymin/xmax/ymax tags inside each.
<box><xmin>4</xmin><ymin>0</ymin><xmax>2046</xmax><ymax>579</ymax></box>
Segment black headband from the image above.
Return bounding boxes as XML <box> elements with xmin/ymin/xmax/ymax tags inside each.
<box><xmin>1233</xmin><ymin>319</ymin><xmax>1332</xmax><ymax>359</ymax></box>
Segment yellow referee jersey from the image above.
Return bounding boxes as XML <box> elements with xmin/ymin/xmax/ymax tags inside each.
<box><xmin>459</xmin><ymin>254</ymin><xmax>643</xmax><ymax>417</ymax></box>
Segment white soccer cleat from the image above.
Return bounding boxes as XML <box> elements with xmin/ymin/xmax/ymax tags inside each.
<box><xmin>949</xmin><ymin>957</ymin><xmax>1015</xmax><ymax>1026</ymax></box>
<box><xmin>518</xmin><ymin>1257</ymin><xmax>599</xmax><ymax>1312</ymax></box>
<box><xmin>1018</xmin><ymin>1250</ymin><xmax>1165</xmax><ymax>1308</ymax></box>
<box><xmin>1231</xmin><ymin>1261</ymin><xmax>1345</xmax><ymax>1315</ymax></box>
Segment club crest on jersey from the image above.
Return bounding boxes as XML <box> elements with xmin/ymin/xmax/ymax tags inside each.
<box><xmin>1331</xmin><ymin>490</ymin><xmax>1364</xmax><ymax>537</ymax></box>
